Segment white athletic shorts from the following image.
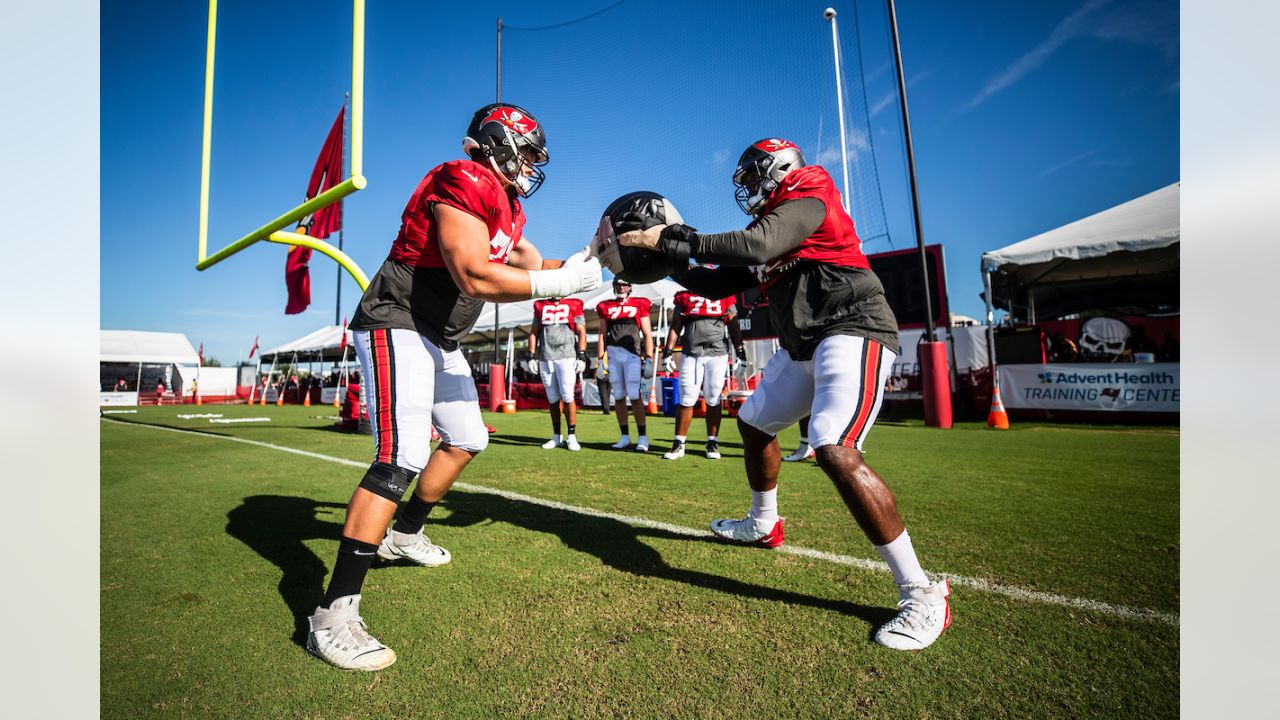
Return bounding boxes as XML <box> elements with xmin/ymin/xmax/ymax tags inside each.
<box><xmin>606</xmin><ymin>346</ymin><xmax>643</xmax><ymax>402</ymax></box>
<box><xmin>539</xmin><ymin>358</ymin><xmax>578</xmax><ymax>405</ymax></box>
<box><xmin>678</xmin><ymin>353</ymin><xmax>729</xmax><ymax>407</ymax></box>
<box><xmin>354</xmin><ymin>328</ymin><xmax>489</xmax><ymax>471</ymax></box>
<box><xmin>738</xmin><ymin>334</ymin><xmax>895</xmax><ymax>451</ymax></box>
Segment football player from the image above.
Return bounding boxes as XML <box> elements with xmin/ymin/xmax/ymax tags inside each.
<box><xmin>618</xmin><ymin>138</ymin><xmax>950</xmax><ymax>651</ymax></box>
<box><xmin>595</xmin><ymin>278</ymin><xmax>654</xmax><ymax>451</ymax></box>
<box><xmin>662</xmin><ymin>287</ymin><xmax>746</xmax><ymax>460</ymax></box>
<box><xmin>306</xmin><ymin>103</ymin><xmax>602</xmax><ymax>670</ymax></box>
<box><xmin>529</xmin><ymin>295</ymin><xmax>588</xmax><ymax>451</ymax></box>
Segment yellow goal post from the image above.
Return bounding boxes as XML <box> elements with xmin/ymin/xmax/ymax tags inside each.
<box><xmin>195</xmin><ymin>0</ymin><xmax>370</xmax><ymax>291</ymax></box>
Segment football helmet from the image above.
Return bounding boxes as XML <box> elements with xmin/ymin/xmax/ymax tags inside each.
<box><xmin>733</xmin><ymin>138</ymin><xmax>806</xmax><ymax>215</ymax></box>
<box><xmin>594</xmin><ymin>191</ymin><xmax>685</xmax><ymax>284</ymax></box>
<box><xmin>463</xmin><ymin>103</ymin><xmax>549</xmax><ymax>197</ymax></box>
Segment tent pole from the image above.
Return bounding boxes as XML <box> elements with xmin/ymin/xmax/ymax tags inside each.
<box><xmin>983</xmin><ymin>269</ymin><xmax>997</xmax><ymax>370</ymax></box>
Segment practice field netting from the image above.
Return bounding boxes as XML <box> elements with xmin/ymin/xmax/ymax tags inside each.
<box><xmin>503</xmin><ymin>0</ymin><xmax>897</xmax><ymax>256</ymax></box>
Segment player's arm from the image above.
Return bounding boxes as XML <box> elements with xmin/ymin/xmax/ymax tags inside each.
<box><xmin>727</xmin><ymin>308</ymin><xmax>746</xmax><ymax>361</ymax></box>
<box><xmin>434</xmin><ymin>204</ymin><xmax>597</xmax><ymax>300</ymax></box>
<box><xmin>665</xmin><ymin>313</ymin><xmax>684</xmax><ymax>354</ymax></box>
<box><xmin>576</xmin><ymin>317</ymin><xmax>588</xmax><ymax>353</ymax></box>
<box><xmin>529</xmin><ymin>312</ymin><xmax>541</xmax><ymax>356</ymax></box>
<box><xmin>640</xmin><ymin>315</ymin><xmax>654</xmax><ymax>359</ymax></box>
<box><xmin>597</xmin><ymin>315</ymin><xmax>608</xmax><ymax>360</ymax></box>
<box><xmin>619</xmin><ymin>198</ymin><xmax>825</xmax><ymax>268</ymax></box>
<box><xmin>672</xmin><ymin>265</ymin><xmax>759</xmax><ymax>299</ymax></box>
<box><xmin>508</xmin><ymin>235</ymin><xmax>565</xmax><ymax>270</ymax></box>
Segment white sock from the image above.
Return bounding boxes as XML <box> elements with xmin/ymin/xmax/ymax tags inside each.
<box><xmin>749</xmin><ymin>488</ymin><xmax>778</xmax><ymax>528</ymax></box>
<box><xmin>707</xmin><ymin>435</ymin><xmax>717</xmax><ymax>442</ymax></box>
<box><xmin>674</xmin><ymin>435</ymin><xmax>686</xmax><ymax>443</ymax></box>
<box><xmin>798</xmin><ymin>436</ymin><xmax>810</xmax><ymax>448</ymax></box>
<box><xmin>567</xmin><ymin>433</ymin><xmax>577</xmax><ymax>440</ymax></box>
<box><xmin>874</xmin><ymin>530</ymin><xmax>929</xmax><ymax>586</ymax></box>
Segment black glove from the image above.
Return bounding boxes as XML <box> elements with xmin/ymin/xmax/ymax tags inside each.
<box><xmin>735</xmin><ymin>345</ymin><xmax>747</xmax><ymax>363</ymax></box>
<box><xmin>577</xmin><ymin>349</ymin><xmax>588</xmax><ymax>364</ymax></box>
<box><xmin>659</xmin><ymin>223</ymin><xmax>699</xmax><ymax>270</ymax></box>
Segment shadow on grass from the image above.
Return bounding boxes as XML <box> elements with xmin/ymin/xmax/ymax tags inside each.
<box><xmin>226</xmin><ymin>490</ymin><xmax>893</xmax><ymax>646</ymax></box>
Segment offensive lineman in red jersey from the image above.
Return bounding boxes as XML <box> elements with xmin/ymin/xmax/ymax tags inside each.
<box><xmin>529</xmin><ymin>296</ymin><xmax>588</xmax><ymax>451</ymax></box>
<box><xmin>305</xmin><ymin>104</ymin><xmax>602</xmax><ymax>670</ymax></box>
<box><xmin>662</xmin><ymin>288</ymin><xmax>746</xmax><ymax>460</ymax></box>
<box><xmin>596</xmin><ymin>279</ymin><xmax>655</xmax><ymax>451</ymax></box>
<box><xmin>618</xmin><ymin>138</ymin><xmax>950</xmax><ymax>651</ymax></box>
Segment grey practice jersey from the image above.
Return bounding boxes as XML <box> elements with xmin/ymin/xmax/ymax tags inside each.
<box><xmin>350</xmin><ymin>258</ymin><xmax>484</xmax><ymax>351</ymax></box>
<box><xmin>683</xmin><ymin>317</ymin><xmax>730</xmax><ymax>357</ymax></box>
<box><xmin>533</xmin><ymin>299</ymin><xmax>584</xmax><ymax>361</ymax></box>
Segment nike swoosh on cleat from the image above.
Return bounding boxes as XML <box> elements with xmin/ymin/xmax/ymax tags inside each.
<box><xmin>354</xmin><ymin>550</ymin><xmax>375</xmax><ymax>556</ymax></box>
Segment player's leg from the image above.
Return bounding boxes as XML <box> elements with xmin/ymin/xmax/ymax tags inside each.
<box><xmin>665</xmin><ymin>353</ymin><xmax>701</xmax><ymax>459</ymax></box>
<box><xmin>539</xmin><ymin>360</ymin><xmax>564</xmax><ymax>449</ymax></box>
<box><xmin>808</xmin><ymin>335</ymin><xmax>949</xmax><ymax>651</ymax></box>
<box><xmin>379</xmin><ymin>339</ymin><xmax>490</xmax><ymax>567</ymax></box>
<box><xmin>702</xmin><ymin>354</ymin><xmax>729</xmax><ymax>459</ymax></box>
<box><xmin>783</xmin><ymin>416</ymin><xmax>815</xmax><ymax>462</ymax></box>
<box><xmin>624</xmin><ymin>351</ymin><xmax>649</xmax><ymax>451</ymax></box>
<box><xmin>608</xmin><ymin>347</ymin><xmax>632</xmax><ymax>448</ymax></box>
<box><xmin>308</xmin><ymin>328</ymin><xmax>433</xmax><ymax>671</ymax></box>
<box><xmin>556</xmin><ymin>358</ymin><xmax>581</xmax><ymax>451</ymax></box>
<box><xmin>710</xmin><ymin>347</ymin><xmax>812</xmax><ymax>547</ymax></box>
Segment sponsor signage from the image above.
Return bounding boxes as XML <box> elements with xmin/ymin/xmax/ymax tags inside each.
<box><xmin>99</xmin><ymin>391</ymin><xmax>139</xmax><ymax>407</ymax></box>
<box><xmin>999</xmin><ymin>363</ymin><xmax>1179</xmax><ymax>412</ymax></box>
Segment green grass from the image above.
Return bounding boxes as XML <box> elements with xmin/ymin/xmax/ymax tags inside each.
<box><xmin>101</xmin><ymin>405</ymin><xmax>1178</xmax><ymax>719</ymax></box>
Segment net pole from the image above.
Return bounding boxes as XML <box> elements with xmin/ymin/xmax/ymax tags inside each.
<box><xmin>887</xmin><ymin>0</ymin><xmax>936</xmax><ymax>341</ymax></box>
<box><xmin>496</xmin><ymin>17</ymin><xmax>503</xmax><ymax>102</ymax></box>
<box><xmin>824</xmin><ymin>8</ymin><xmax>852</xmax><ymax>214</ymax></box>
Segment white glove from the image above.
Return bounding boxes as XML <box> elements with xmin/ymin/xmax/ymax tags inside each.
<box><xmin>574</xmin><ymin>359</ymin><xmax>586</xmax><ymax>375</ymax></box>
<box><xmin>663</xmin><ymin>354</ymin><xmax>676</xmax><ymax>373</ymax></box>
<box><xmin>524</xmin><ymin>359</ymin><xmax>540</xmax><ymax>375</ymax></box>
<box><xmin>529</xmin><ymin>250</ymin><xmax>603</xmax><ymax>299</ymax></box>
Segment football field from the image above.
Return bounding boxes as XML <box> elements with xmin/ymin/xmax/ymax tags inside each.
<box><xmin>100</xmin><ymin>405</ymin><xmax>1178</xmax><ymax>718</ymax></box>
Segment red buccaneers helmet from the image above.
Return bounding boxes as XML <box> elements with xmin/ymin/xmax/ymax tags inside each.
<box><xmin>463</xmin><ymin>103</ymin><xmax>549</xmax><ymax>197</ymax></box>
<box><xmin>733</xmin><ymin>138</ymin><xmax>806</xmax><ymax>215</ymax></box>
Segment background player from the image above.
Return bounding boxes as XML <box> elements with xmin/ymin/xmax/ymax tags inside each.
<box><xmin>618</xmin><ymin>138</ymin><xmax>950</xmax><ymax>651</ymax></box>
<box><xmin>529</xmin><ymin>296</ymin><xmax>588</xmax><ymax>451</ymax></box>
<box><xmin>305</xmin><ymin>103</ymin><xmax>602</xmax><ymax>670</ymax></box>
<box><xmin>596</xmin><ymin>278</ymin><xmax>654</xmax><ymax>451</ymax></box>
<box><xmin>662</xmin><ymin>287</ymin><xmax>746</xmax><ymax>460</ymax></box>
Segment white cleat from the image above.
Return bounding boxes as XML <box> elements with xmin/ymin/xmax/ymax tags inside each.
<box><xmin>541</xmin><ymin>436</ymin><xmax>564</xmax><ymax>450</ymax></box>
<box><xmin>376</xmin><ymin>528</ymin><xmax>452</xmax><ymax>567</ymax></box>
<box><xmin>875</xmin><ymin>579</ymin><xmax>952</xmax><ymax>651</ymax></box>
<box><xmin>663</xmin><ymin>441</ymin><xmax>686</xmax><ymax>460</ymax></box>
<box><xmin>782</xmin><ymin>442</ymin><xmax>815</xmax><ymax>462</ymax></box>
<box><xmin>611</xmin><ymin>437</ymin><xmax>632</xmax><ymax>450</ymax></box>
<box><xmin>705</xmin><ymin>440</ymin><xmax>721</xmax><ymax>460</ymax></box>
<box><xmin>709</xmin><ymin>515</ymin><xmax>785</xmax><ymax>548</ymax></box>
<box><xmin>566</xmin><ymin>435</ymin><xmax>581</xmax><ymax>452</ymax></box>
<box><xmin>635</xmin><ymin>435</ymin><xmax>650</xmax><ymax>453</ymax></box>
<box><xmin>305</xmin><ymin>594</ymin><xmax>396</xmax><ymax>671</ymax></box>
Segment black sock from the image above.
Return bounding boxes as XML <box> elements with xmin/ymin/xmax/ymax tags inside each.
<box><xmin>322</xmin><ymin>536</ymin><xmax>379</xmax><ymax>607</ymax></box>
<box><xmin>567</xmin><ymin>423</ymin><xmax>576</xmax><ymax>435</ymax></box>
<box><xmin>552</xmin><ymin>418</ymin><xmax>562</xmax><ymax>435</ymax></box>
<box><xmin>392</xmin><ymin>494</ymin><xmax>437</xmax><ymax>535</ymax></box>
<box><xmin>619</xmin><ymin>424</ymin><xmax>629</xmax><ymax>435</ymax></box>
<box><xmin>637</xmin><ymin>424</ymin><xmax>647</xmax><ymax>436</ymax></box>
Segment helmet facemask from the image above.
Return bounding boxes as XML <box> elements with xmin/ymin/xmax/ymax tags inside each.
<box><xmin>612</xmin><ymin>278</ymin><xmax>632</xmax><ymax>299</ymax></box>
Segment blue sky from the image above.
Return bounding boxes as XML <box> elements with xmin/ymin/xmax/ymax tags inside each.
<box><xmin>101</xmin><ymin>0</ymin><xmax>1178</xmax><ymax>364</ymax></box>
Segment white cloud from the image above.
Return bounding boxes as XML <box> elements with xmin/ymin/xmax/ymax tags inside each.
<box><xmin>1039</xmin><ymin>149</ymin><xmax>1097</xmax><ymax>177</ymax></box>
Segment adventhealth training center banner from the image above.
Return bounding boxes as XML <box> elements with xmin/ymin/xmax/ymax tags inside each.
<box><xmin>999</xmin><ymin>363</ymin><xmax>1180</xmax><ymax>412</ymax></box>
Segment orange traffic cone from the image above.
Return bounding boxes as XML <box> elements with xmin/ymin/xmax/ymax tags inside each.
<box><xmin>647</xmin><ymin>380</ymin><xmax>659</xmax><ymax>414</ymax></box>
<box><xmin>194</xmin><ymin>384</ymin><xmax>202</xmax><ymax>406</ymax></box>
<box><xmin>276</xmin><ymin>389</ymin><xmax>284</xmax><ymax>407</ymax></box>
<box><xmin>987</xmin><ymin>382</ymin><xmax>1010</xmax><ymax>430</ymax></box>
<box><xmin>303</xmin><ymin>388</ymin><xmax>312</xmax><ymax>407</ymax></box>
<box><xmin>260</xmin><ymin>386</ymin><xmax>267</xmax><ymax>406</ymax></box>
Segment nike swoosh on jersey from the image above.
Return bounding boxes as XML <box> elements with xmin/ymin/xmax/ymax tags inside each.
<box><xmin>787</xmin><ymin>182</ymin><xmax>801</xmax><ymax>191</ymax></box>
<box><xmin>461</xmin><ymin>169</ymin><xmax>479</xmax><ymax>183</ymax></box>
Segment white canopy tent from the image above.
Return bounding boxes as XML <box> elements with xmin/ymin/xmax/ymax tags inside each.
<box><xmin>100</xmin><ymin>330</ymin><xmax>200</xmax><ymax>365</ymax></box>
<box><xmin>980</xmin><ymin>183</ymin><xmax>1180</xmax><ymax>324</ymax></box>
<box><xmin>260</xmin><ymin>325</ymin><xmax>354</xmax><ymax>362</ymax></box>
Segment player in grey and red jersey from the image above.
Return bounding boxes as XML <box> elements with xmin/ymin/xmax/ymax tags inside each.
<box><xmin>305</xmin><ymin>103</ymin><xmax>602</xmax><ymax>671</ymax></box>
<box><xmin>596</xmin><ymin>278</ymin><xmax>655</xmax><ymax>451</ymax></box>
<box><xmin>619</xmin><ymin>138</ymin><xmax>950</xmax><ymax>652</ymax></box>
<box><xmin>662</xmin><ymin>289</ymin><xmax>745</xmax><ymax>460</ymax></box>
<box><xmin>530</xmin><ymin>297</ymin><xmax>587</xmax><ymax>451</ymax></box>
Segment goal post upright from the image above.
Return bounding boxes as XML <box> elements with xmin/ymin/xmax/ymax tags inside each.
<box><xmin>195</xmin><ymin>0</ymin><xmax>370</xmax><ymax>292</ymax></box>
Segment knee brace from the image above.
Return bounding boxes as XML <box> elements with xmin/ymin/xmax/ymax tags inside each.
<box><xmin>358</xmin><ymin>462</ymin><xmax>417</xmax><ymax>502</ymax></box>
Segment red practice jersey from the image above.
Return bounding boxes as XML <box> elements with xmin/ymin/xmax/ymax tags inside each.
<box><xmin>751</xmin><ymin>164</ymin><xmax>869</xmax><ymax>284</ymax></box>
<box><xmin>596</xmin><ymin>296</ymin><xmax>652</xmax><ymax>356</ymax></box>
<box><xmin>533</xmin><ymin>298</ymin><xmax>585</xmax><ymax>332</ymax></box>
<box><xmin>673</xmin><ymin>291</ymin><xmax>736</xmax><ymax>319</ymax></box>
<box><xmin>388</xmin><ymin>159</ymin><xmax>524</xmax><ymax>269</ymax></box>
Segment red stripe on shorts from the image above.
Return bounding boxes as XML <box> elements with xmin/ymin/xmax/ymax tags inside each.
<box><xmin>839</xmin><ymin>340</ymin><xmax>883</xmax><ymax>447</ymax></box>
<box><xmin>372</xmin><ymin>330</ymin><xmax>395</xmax><ymax>464</ymax></box>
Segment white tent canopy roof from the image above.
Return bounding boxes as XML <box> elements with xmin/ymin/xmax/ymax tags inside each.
<box><xmin>101</xmin><ymin>330</ymin><xmax>200</xmax><ymax>365</ymax></box>
<box><xmin>982</xmin><ymin>183</ymin><xmax>1179</xmax><ymax>271</ymax></box>
<box><xmin>261</xmin><ymin>325</ymin><xmax>353</xmax><ymax>358</ymax></box>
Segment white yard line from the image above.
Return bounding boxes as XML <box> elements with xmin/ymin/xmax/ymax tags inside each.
<box><xmin>102</xmin><ymin>418</ymin><xmax>1179</xmax><ymax>626</ymax></box>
